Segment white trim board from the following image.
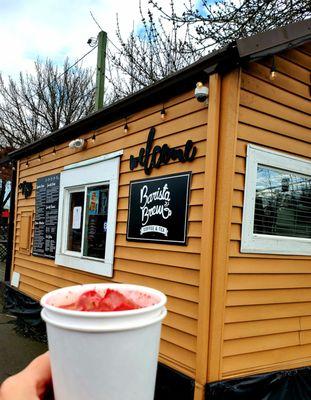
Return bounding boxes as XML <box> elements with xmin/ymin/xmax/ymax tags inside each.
<box><xmin>64</xmin><ymin>150</ymin><xmax>123</xmax><ymax>171</ymax></box>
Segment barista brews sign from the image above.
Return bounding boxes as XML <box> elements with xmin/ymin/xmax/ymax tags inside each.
<box><xmin>126</xmin><ymin>172</ymin><xmax>191</xmax><ymax>245</ymax></box>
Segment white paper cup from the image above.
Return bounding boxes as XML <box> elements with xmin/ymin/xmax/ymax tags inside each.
<box><xmin>41</xmin><ymin>283</ymin><xmax>167</xmax><ymax>400</ymax></box>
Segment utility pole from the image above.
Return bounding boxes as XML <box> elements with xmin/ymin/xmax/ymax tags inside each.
<box><xmin>95</xmin><ymin>31</ymin><xmax>107</xmax><ymax>111</ymax></box>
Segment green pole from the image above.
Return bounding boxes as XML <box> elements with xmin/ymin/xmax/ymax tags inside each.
<box><xmin>95</xmin><ymin>31</ymin><xmax>107</xmax><ymax>111</ymax></box>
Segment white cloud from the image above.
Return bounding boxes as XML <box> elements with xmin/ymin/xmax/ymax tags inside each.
<box><xmin>0</xmin><ymin>0</ymin><xmax>141</xmax><ymax>78</ymax></box>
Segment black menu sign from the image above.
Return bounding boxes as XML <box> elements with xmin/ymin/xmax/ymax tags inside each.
<box><xmin>127</xmin><ymin>172</ymin><xmax>191</xmax><ymax>245</ymax></box>
<box><xmin>33</xmin><ymin>174</ymin><xmax>60</xmax><ymax>258</ymax></box>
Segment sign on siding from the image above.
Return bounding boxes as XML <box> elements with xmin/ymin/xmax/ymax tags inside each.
<box><xmin>33</xmin><ymin>174</ymin><xmax>60</xmax><ymax>259</ymax></box>
<box><xmin>127</xmin><ymin>172</ymin><xmax>191</xmax><ymax>245</ymax></box>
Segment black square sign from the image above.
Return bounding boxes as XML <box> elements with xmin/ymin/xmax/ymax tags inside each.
<box><xmin>126</xmin><ymin>172</ymin><xmax>191</xmax><ymax>245</ymax></box>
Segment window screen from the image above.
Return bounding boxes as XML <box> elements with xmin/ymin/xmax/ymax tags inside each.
<box><xmin>254</xmin><ymin>165</ymin><xmax>311</xmax><ymax>238</ymax></box>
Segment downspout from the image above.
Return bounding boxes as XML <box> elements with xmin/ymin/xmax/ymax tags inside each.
<box><xmin>5</xmin><ymin>162</ymin><xmax>17</xmax><ymax>282</ymax></box>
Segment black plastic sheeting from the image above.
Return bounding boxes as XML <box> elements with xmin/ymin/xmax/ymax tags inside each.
<box><xmin>4</xmin><ymin>283</ymin><xmax>42</xmax><ymax>325</ymax></box>
<box><xmin>3</xmin><ymin>283</ymin><xmax>46</xmax><ymax>340</ymax></box>
<box><xmin>155</xmin><ymin>363</ymin><xmax>195</xmax><ymax>400</ymax></box>
<box><xmin>205</xmin><ymin>366</ymin><xmax>311</xmax><ymax>400</ymax></box>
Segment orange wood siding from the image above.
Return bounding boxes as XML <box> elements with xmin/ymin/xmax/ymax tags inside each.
<box><xmin>13</xmin><ymin>90</ymin><xmax>209</xmax><ymax>378</ymax></box>
<box><xmin>222</xmin><ymin>44</ymin><xmax>311</xmax><ymax>379</ymax></box>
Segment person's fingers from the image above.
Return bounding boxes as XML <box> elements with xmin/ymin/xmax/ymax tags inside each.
<box><xmin>0</xmin><ymin>372</ymin><xmax>36</xmax><ymax>400</ymax></box>
<box><xmin>23</xmin><ymin>352</ymin><xmax>52</xmax><ymax>397</ymax></box>
<box><xmin>0</xmin><ymin>352</ymin><xmax>52</xmax><ymax>400</ymax></box>
<box><xmin>25</xmin><ymin>352</ymin><xmax>51</xmax><ymax>384</ymax></box>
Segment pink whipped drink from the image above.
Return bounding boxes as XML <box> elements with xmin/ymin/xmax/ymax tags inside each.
<box><xmin>57</xmin><ymin>288</ymin><xmax>158</xmax><ymax>312</ymax></box>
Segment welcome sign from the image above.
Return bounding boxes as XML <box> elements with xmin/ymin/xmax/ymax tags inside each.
<box><xmin>127</xmin><ymin>172</ymin><xmax>191</xmax><ymax>245</ymax></box>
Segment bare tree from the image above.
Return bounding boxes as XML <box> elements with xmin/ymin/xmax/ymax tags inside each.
<box><xmin>0</xmin><ymin>58</ymin><xmax>95</xmax><ymax>149</ymax></box>
<box><xmin>106</xmin><ymin>0</ymin><xmax>310</xmax><ymax>99</ymax></box>
<box><xmin>149</xmin><ymin>0</ymin><xmax>311</xmax><ymax>51</ymax></box>
<box><xmin>1</xmin><ymin>1</ymin><xmax>308</xmax><ymax>145</ymax></box>
<box><xmin>106</xmin><ymin>1</ymin><xmax>203</xmax><ymax>101</ymax></box>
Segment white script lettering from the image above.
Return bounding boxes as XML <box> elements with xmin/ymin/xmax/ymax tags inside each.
<box><xmin>140</xmin><ymin>184</ymin><xmax>172</xmax><ymax>225</ymax></box>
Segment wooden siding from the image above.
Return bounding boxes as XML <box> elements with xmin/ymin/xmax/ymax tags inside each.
<box><xmin>12</xmin><ymin>90</ymin><xmax>209</xmax><ymax>378</ymax></box>
<box><xmin>222</xmin><ymin>44</ymin><xmax>311</xmax><ymax>379</ymax></box>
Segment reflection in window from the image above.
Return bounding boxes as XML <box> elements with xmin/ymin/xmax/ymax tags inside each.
<box><xmin>67</xmin><ymin>192</ymin><xmax>85</xmax><ymax>251</ymax></box>
<box><xmin>83</xmin><ymin>185</ymin><xmax>109</xmax><ymax>259</ymax></box>
<box><xmin>254</xmin><ymin>165</ymin><xmax>311</xmax><ymax>238</ymax></box>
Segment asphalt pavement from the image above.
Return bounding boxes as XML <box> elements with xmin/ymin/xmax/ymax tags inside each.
<box><xmin>0</xmin><ymin>262</ymin><xmax>47</xmax><ymax>383</ymax></box>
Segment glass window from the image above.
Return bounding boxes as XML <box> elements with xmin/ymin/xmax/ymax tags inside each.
<box><xmin>67</xmin><ymin>191</ymin><xmax>85</xmax><ymax>252</ymax></box>
<box><xmin>83</xmin><ymin>185</ymin><xmax>109</xmax><ymax>259</ymax></box>
<box><xmin>241</xmin><ymin>145</ymin><xmax>311</xmax><ymax>255</ymax></box>
<box><xmin>254</xmin><ymin>166</ymin><xmax>311</xmax><ymax>239</ymax></box>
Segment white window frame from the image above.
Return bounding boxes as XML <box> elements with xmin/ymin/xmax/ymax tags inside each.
<box><xmin>55</xmin><ymin>151</ymin><xmax>123</xmax><ymax>276</ymax></box>
<box><xmin>241</xmin><ymin>145</ymin><xmax>311</xmax><ymax>255</ymax></box>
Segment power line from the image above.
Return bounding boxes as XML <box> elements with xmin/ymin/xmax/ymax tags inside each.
<box><xmin>14</xmin><ymin>45</ymin><xmax>98</xmax><ymax>110</ymax></box>
<box><xmin>107</xmin><ymin>37</ymin><xmax>122</xmax><ymax>53</ymax></box>
<box><xmin>55</xmin><ymin>46</ymin><xmax>98</xmax><ymax>83</ymax></box>
<box><xmin>77</xmin><ymin>86</ymin><xmax>96</xmax><ymax>102</ymax></box>
<box><xmin>90</xmin><ymin>10</ymin><xmax>104</xmax><ymax>31</ymax></box>
<box><xmin>25</xmin><ymin>46</ymin><xmax>97</xmax><ymax>99</ymax></box>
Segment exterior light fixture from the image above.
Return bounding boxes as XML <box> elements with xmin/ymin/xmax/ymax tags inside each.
<box><xmin>68</xmin><ymin>138</ymin><xmax>86</xmax><ymax>150</ymax></box>
<box><xmin>124</xmin><ymin>123</ymin><xmax>129</xmax><ymax>133</ymax></box>
<box><xmin>270</xmin><ymin>57</ymin><xmax>277</xmax><ymax>80</ymax></box>
<box><xmin>160</xmin><ymin>106</ymin><xmax>166</xmax><ymax>119</ymax></box>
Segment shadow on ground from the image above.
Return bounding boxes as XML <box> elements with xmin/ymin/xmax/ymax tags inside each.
<box><xmin>0</xmin><ymin>262</ymin><xmax>47</xmax><ymax>383</ymax></box>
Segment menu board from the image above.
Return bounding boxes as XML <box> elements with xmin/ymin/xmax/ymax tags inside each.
<box><xmin>127</xmin><ymin>172</ymin><xmax>191</xmax><ymax>245</ymax></box>
<box><xmin>33</xmin><ymin>174</ymin><xmax>60</xmax><ymax>258</ymax></box>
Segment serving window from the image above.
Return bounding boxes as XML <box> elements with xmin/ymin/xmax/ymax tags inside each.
<box><xmin>241</xmin><ymin>145</ymin><xmax>311</xmax><ymax>255</ymax></box>
<box><xmin>55</xmin><ymin>151</ymin><xmax>122</xmax><ymax>276</ymax></box>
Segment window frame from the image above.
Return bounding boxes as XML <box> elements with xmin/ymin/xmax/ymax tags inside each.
<box><xmin>55</xmin><ymin>151</ymin><xmax>123</xmax><ymax>276</ymax></box>
<box><xmin>241</xmin><ymin>145</ymin><xmax>311</xmax><ymax>255</ymax></box>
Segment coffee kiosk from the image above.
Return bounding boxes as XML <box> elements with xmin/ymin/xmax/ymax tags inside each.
<box><xmin>3</xmin><ymin>20</ymin><xmax>311</xmax><ymax>399</ymax></box>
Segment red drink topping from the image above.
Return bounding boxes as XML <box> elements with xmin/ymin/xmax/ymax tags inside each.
<box><xmin>59</xmin><ymin>289</ymin><xmax>155</xmax><ymax>312</ymax></box>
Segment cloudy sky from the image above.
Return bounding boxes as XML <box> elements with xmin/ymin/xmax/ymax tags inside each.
<box><xmin>0</xmin><ymin>0</ymin><xmax>145</xmax><ymax>78</ymax></box>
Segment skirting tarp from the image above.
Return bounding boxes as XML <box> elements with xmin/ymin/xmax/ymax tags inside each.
<box><xmin>155</xmin><ymin>363</ymin><xmax>195</xmax><ymax>400</ymax></box>
<box><xmin>205</xmin><ymin>367</ymin><xmax>311</xmax><ymax>400</ymax></box>
<box><xmin>3</xmin><ymin>283</ymin><xmax>46</xmax><ymax>340</ymax></box>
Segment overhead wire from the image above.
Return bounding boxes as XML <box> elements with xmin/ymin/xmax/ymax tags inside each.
<box><xmin>90</xmin><ymin>10</ymin><xmax>104</xmax><ymax>31</ymax></box>
<box><xmin>53</xmin><ymin>45</ymin><xmax>98</xmax><ymax>83</ymax></box>
<box><xmin>36</xmin><ymin>45</ymin><xmax>98</xmax><ymax>97</ymax></box>
<box><xmin>18</xmin><ymin>43</ymin><xmax>98</xmax><ymax>161</ymax></box>
<box><xmin>107</xmin><ymin>37</ymin><xmax>123</xmax><ymax>53</ymax></box>
<box><xmin>10</xmin><ymin>44</ymin><xmax>98</xmax><ymax>112</ymax></box>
